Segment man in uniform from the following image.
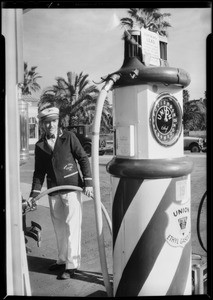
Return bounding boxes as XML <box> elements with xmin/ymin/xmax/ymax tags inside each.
<box><xmin>28</xmin><ymin>106</ymin><xmax>93</xmax><ymax>279</ymax></box>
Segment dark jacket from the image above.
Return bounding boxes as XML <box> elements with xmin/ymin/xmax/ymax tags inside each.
<box><xmin>30</xmin><ymin>130</ymin><xmax>92</xmax><ymax>198</ymax></box>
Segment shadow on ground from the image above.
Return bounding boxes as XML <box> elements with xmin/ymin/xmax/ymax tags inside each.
<box><xmin>87</xmin><ymin>290</ymin><xmax>108</xmax><ymax>297</ymax></box>
<box><xmin>28</xmin><ymin>255</ymin><xmax>113</xmax><ymax>286</ymax></box>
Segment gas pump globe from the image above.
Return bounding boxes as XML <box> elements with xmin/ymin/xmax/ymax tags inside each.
<box><xmin>105</xmin><ymin>28</ymin><xmax>193</xmax><ymax>296</ymax></box>
<box><xmin>150</xmin><ymin>92</ymin><xmax>182</xmax><ymax>147</ymax></box>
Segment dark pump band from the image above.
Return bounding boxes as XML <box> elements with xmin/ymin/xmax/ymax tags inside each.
<box><xmin>107</xmin><ymin>156</ymin><xmax>193</xmax><ymax>179</ymax></box>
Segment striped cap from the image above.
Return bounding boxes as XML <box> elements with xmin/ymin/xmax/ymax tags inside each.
<box><xmin>38</xmin><ymin>107</ymin><xmax>59</xmax><ymax>121</ymax></box>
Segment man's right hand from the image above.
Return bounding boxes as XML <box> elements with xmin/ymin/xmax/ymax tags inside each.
<box><xmin>27</xmin><ymin>197</ymin><xmax>37</xmax><ymax>211</ymax></box>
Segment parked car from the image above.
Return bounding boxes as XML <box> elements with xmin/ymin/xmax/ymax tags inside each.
<box><xmin>184</xmin><ymin>136</ymin><xmax>204</xmax><ymax>152</ymax></box>
<box><xmin>105</xmin><ymin>139</ymin><xmax>114</xmax><ymax>154</ymax></box>
<box><xmin>202</xmin><ymin>138</ymin><xmax>207</xmax><ymax>152</ymax></box>
<box><xmin>68</xmin><ymin>125</ymin><xmax>106</xmax><ymax>156</ymax></box>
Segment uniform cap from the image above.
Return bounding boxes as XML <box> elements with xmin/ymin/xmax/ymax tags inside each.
<box><xmin>38</xmin><ymin>107</ymin><xmax>59</xmax><ymax>121</ymax></box>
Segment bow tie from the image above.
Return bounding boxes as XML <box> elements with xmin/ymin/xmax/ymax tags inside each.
<box><xmin>47</xmin><ymin>134</ymin><xmax>56</xmax><ymax>139</ymax></box>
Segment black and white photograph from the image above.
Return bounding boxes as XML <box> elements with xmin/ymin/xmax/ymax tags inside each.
<box><xmin>1</xmin><ymin>2</ymin><xmax>212</xmax><ymax>297</ymax></box>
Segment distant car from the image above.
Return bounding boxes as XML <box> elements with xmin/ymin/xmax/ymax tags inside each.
<box><xmin>68</xmin><ymin>125</ymin><xmax>106</xmax><ymax>156</ymax></box>
<box><xmin>104</xmin><ymin>139</ymin><xmax>114</xmax><ymax>154</ymax></box>
<box><xmin>184</xmin><ymin>136</ymin><xmax>204</xmax><ymax>152</ymax></box>
<box><xmin>202</xmin><ymin>138</ymin><xmax>207</xmax><ymax>152</ymax></box>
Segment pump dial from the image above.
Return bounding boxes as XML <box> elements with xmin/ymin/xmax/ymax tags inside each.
<box><xmin>150</xmin><ymin>93</ymin><xmax>182</xmax><ymax>146</ymax></box>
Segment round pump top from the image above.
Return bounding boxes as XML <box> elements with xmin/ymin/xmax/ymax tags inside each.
<box><xmin>109</xmin><ymin>56</ymin><xmax>191</xmax><ymax>88</ymax></box>
<box><xmin>102</xmin><ymin>29</ymin><xmax>191</xmax><ymax>89</ymax></box>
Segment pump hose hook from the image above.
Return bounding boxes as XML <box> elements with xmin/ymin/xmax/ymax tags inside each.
<box><xmin>196</xmin><ymin>191</ymin><xmax>207</xmax><ymax>252</ymax></box>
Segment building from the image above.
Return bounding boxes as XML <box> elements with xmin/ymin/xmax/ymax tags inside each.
<box><xmin>22</xmin><ymin>95</ymin><xmax>39</xmax><ymax>149</ymax></box>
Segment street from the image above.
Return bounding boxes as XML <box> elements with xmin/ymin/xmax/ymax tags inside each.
<box><xmin>20</xmin><ymin>152</ymin><xmax>207</xmax><ymax>296</ymax></box>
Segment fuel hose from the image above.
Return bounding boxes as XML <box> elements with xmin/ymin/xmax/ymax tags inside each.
<box><xmin>26</xmin><ymin>185</ymin><xmax>112</xmax><ymax>235</ymax></box>
<box><xmin>91</xmin><ymin>74</ymin><xmax>120</xmax><ymax>297</ymax></box>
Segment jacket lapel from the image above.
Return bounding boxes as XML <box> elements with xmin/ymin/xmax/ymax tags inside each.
<box><xmin>36</xmin><ymin>137</ymin><xmax>52</xmax><ymax>155</ymax></box>
<box><xmin>54</xmin><ymin>132</ymin><xmax>67</xmax><ymax>151</ymax></box>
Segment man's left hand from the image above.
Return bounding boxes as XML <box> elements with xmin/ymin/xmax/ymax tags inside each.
<box><xmin>83</xmin><ymin>187</ymin><xmax>93</xmax><ymax>198</ymax></box>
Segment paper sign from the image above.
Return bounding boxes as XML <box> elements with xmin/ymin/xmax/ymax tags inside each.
<box><xmin>141</xmin><ymin>28</ymin><xmax>160</xmax><ymax>66</ymax></box>
<box><xmin>116</xmin><ymin>125</ymin><xmax>135</xmax><ymax>157</ymax></box>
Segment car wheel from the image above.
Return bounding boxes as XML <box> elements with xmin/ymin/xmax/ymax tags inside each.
<box><xmin>83</xmin><ymin>144</ymin><xmax>91</xmax><ymax>156</ymax></box>
<box><xmin>190</xmin><ymin>144</ymin><xmax>200</xmax><ymax>153</ymax></box>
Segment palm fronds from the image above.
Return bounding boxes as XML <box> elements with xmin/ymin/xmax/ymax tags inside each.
<box><xmin>22</xmin><ymin>62</ymin><xmax>42</xmax><ymax>95</ymax></box>
<box><xmin>120</xmin><ymin>8</ymin><xmax>171</xmax><ymax>37</ymax></box>
<box><xmin>39</xmin><ymin>71</ymin><xmax>113</xmax><ymax>132</ymax></box>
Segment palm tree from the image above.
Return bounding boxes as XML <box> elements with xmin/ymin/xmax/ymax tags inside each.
<box><xmin>40</xmin><ymin>72</ymin><xmax>112</xmax><ymax>132</ymax></box>
<box><xmin>183</xmin><ymin>99</ymin><xmax>206</xmax><ymax>131</ymax></box>
<box><xmin>203</xmin><ymin>91</ymin><xmax>207</xmax><ymax>107</ymax></box>
<box><xmin>183</xmin><ymin>89</ymin><xmax>190</xmax><ymax>104</ymax></box>
<box><xmin>21</xmin><ymin>62</ymin><xmax>42</xmax><ymax>95</ymax></box>
<box><xmin>120</xmin><ymin>8</ymin><xmax>171</xmax><ymax>36</ymax></box>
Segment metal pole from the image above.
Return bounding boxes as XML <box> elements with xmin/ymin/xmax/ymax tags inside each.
<box><xmin>3</xmin><ymin>8</ymin><xmax>29</xmax><ymax>295</ymax></box>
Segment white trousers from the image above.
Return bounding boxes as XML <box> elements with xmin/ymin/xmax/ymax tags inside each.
<box><xmin>48</xmin><ymin>191</ymin><xmax>82</xmax><ymax>269</ymax></box>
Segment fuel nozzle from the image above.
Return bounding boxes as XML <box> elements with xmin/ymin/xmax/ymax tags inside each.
<box><xmin>22</xmin><ymin>198</ymin><xmax>29</xmax><ymax>214</ymax></box>
<box><xmin>22</xmin><ymin>197</ymin><xmax>37</xmax><ymax>215</ymax></box>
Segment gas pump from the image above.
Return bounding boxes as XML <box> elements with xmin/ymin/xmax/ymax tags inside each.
<box><xmin>92</xmin><ymin>28</ymin><xmax>193</xmax><ymax>297</ymax></box>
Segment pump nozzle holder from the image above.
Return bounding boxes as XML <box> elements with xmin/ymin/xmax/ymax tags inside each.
<box><xmin>130</xmin><ymin>69</ymin><xmax>139</xmax><ymax>79</ymax></box>
<box><xmin>108</xmin><ymin>56</ymin><xmax>190</xmax><ymax>88</ymax></box>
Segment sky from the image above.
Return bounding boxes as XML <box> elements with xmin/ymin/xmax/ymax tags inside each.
<box><xmin>23</xmin><ymin>7</ymin><xmax>212</xmax><ymax>101</ymax></box>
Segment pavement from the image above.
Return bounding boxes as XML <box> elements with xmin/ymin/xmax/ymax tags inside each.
<box><xmin>20</xmin><ymin>151</ymin><xmax>207</xmax><ymax>297</ymax></box>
